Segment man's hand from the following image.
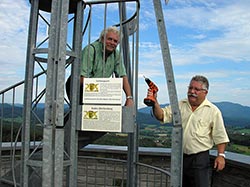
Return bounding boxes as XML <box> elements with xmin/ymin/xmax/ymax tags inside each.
<box><xmin>214</xmin><ymin>156</ymin><xmax>225</xmax><ymax>171</ymax></box>
<box><xmin>125</xmin><ymin>97</ymin><xmax>134</xmax><ymax>107</ymax></box>
<box><xmin>147</xmin><ymin>88</ymin><xmax>157</xmax><ymax>99</ymax></box>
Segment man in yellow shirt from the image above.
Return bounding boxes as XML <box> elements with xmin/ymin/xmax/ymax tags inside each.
<box><xmin>148</xmin><ymin>75</ymin><xmax>229</xmax><ymax>187</ymax></box>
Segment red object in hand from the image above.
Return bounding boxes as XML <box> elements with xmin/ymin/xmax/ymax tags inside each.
<box><xmin>144</xmin><ymin>77</ymin><xmax>158</xmax><ymax>106</ymax></box>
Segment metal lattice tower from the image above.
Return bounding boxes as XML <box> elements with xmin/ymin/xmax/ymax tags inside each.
<box><xmin>21</xmin><ymin>0</ymin><xmax>140</xmax><ymax>187</ymax></box>
<box><xmin>22</xmin><ymin>1</ymin><xmax>82</xmax><ymax>186</ymax></box>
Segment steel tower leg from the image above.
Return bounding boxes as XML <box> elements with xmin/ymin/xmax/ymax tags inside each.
<box><xmin>42</xmin><ymin>0</ymin><xmax>70</xmax><ymax>186</ymax></box>
<box><xmin>153</xmin><ymin>0</ymin><xmax>183</xmax><ymax>187</ymax></box>
<box><xmin>21</xmin><ymin>0</ymin><xmax>82</xmax><ymax>186</ymax></box>
<box><xmin>118</xmin><ymin>2</ymin><xmax>140</xmax><ymax>186</ymax></box>
<box><xmin>65</xmin><ymin>1</ymin><xmax>83</xmax><ymax>186</ymax></box>
<box><xmin>21</xmin><ymin>0</ymin><xmax>40</xmax><ymax>186</ymax></box>
<box><xmin>119</xmin><ymin>3</ymin><xmax>137</xmax><ymax>187</ymax></box>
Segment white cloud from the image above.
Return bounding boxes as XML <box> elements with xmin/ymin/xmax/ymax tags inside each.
<box><xmin>0</xmin><ymin>0</ymin><xmax>30</xmax><ymax>89</ymax></box>
<box><xmin>195</xmin><ymin>37</ymin><xmax>250</xmax><ymax>62</ymax></box>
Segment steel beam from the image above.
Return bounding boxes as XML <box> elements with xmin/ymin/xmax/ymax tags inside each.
<box><xmin>153</xmin><ymin>0</ymin><xmax>183</xmax><ymax>186</ymax></box>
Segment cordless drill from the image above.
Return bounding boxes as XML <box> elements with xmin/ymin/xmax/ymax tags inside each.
<box><xmin>143</xmin><ymin>76</ymin><xmax>159</xmax><ymax>106</ymax></box>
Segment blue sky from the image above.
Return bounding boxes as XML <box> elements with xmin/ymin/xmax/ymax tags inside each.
<box><xmin>0</xmin><ymin>0</ymin><xmax>250</xmax><ymax>108</ymax></box>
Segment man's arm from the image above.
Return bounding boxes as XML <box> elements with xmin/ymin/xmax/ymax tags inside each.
<box><xmin>146</xmin><ymin>89</ymin><xmax>164</xmax><ymax>121</ymax></box>
<box><xmin>122</xmin><ymin>76</ymin><xmax>134</xmax><ymax>107</ymax></box>
<box><xmin>214</xmin><ymin>143</ymin><xmax>227</xmax><ymax>171</ymax></box>
<box><xmin>152</xmin><ymin>98</ymin><xmax>164</xmax><ymax>121</ymax></box>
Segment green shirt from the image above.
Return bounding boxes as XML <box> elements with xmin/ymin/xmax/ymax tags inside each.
<box><xmin>81</xmin><ymin>41</ymin><xmax>127</xmax><ymax>78</ymax></box>
<box><xmin>161</xmin><ymin>98</ymin><xmax>229</xmax><ymax>154</ymax></box>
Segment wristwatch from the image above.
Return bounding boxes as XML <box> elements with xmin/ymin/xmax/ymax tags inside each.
<box><xmin>126</xmin><ymin>96</ymin><xmax>133</xmax><ymax>99</ymax></box>
<box><xmin>218</xmin><ymin>153</ymin><xmax>226</xmax><ymax>158</ymax></box>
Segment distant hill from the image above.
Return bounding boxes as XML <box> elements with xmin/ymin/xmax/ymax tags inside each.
<box><xmin>0</xmin><ymin>103</ymin><xmax>23</xmax><ymax>118</ymax></box>
<box><xmin>0</xmin><ymin>101</ymin><xmax>249</xmax><ymax>127</ymax></box>
<box><xmin>214</xmin><ymin>102</ymin><xmax>250</xmax><ymax>126</ymax></box>
<box><xmin>138</xmin><ymin>102</ymin><xmax>250</xmax><ymax>127</ymax></box>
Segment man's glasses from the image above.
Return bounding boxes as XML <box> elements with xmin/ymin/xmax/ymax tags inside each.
<box><xmin>188</xmin><ymin>86</ymin><xmax>207</xmax><ymax>92</ymax></box>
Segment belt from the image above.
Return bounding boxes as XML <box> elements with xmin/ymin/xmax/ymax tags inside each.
<box><xmin>183</xmin><ymin>150</ymin><xmax>209</xmax><ymax>158</ymax></box>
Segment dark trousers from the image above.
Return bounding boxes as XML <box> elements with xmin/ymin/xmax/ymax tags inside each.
<box><xmin>183</xmin><ymin>150</ymin><xmax>210</xmax><ymax>187</ymax></box>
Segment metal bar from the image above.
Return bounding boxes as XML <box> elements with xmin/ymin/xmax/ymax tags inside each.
<box><xmin>21</xmin><ymin>0</ymin><xmax>39</xmax><ymax>186</ymax></box>
<box><xmin>0</xmin><ymin>94</ymin><xmax>4</xmax><ymax>182</ymax></box>
<box><xmin>153</xmin><ymin>0</ymin><xmax>183</xmax><ymax>187</ymax></box>
<box><xmin>54</xmin><ymin>128</ymin><xmax>64</xmax><ymax>187</ymax></box>
<box><xmin>119</xmin><ymin>3</ymin><xmax>135</xmax><ymax>187</ymax></box>
<box><xmin>102</xmin><ymin>3</ymin><xmax>107</xmax><ymax>76</ymax></box>
<box><xmin>11</xmin><ymin>89</ymin><xmax>15</xmax><ymax>153</ymax></box>
<box><xmin>42</xmin><ymin>126</ymin><xmax>53</xmax><ymax>186</ymax></box>
<box><xmin>42</xmin><ymin>0</ymin><xmax>69</xmax><ymax>186</ymax></box>
<box><xmin>65</xmin><ymin>1</ymin><xmax>83</xmax><ymax>186</ymax></box>
<box><xmin>118</xmin><ymin>2</ymin><xmax>140</xmax><ymax>187</ymax></box>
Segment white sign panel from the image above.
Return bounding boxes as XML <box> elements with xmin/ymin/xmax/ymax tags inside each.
<box><xmin>82</xmin><ymin>105</ymin><xmax>122</xmax><ymax>132</ymax></box>
<box><xmin>81</xmin><ymin>78</ymin><xmax>123</xmax><ymax>132</ymax></box>
<box><xmin>82</xmin><ymin>78</ymin><xmax>123</xmax><ymax>105</ymax></box>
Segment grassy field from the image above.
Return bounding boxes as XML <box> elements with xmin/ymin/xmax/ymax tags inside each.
<box><xmin>227</xmin><ymin>143</ymin><xmax>250</xmax><ymax>155</ymax></box>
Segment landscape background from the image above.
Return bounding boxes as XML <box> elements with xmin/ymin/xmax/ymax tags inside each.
<box><xmin>1</xmin><ymin>101</ymin><xmax>250</xmax><ymax>155</ymax></box>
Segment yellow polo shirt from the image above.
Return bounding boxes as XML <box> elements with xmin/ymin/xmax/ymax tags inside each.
<box><xmin>161</xmin><ymin>98</ymin><xmax>229</xmax><ymax>155</ymax></box>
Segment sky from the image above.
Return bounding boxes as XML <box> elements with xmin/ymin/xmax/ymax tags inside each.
<box><xmin>0</xmin><ymin>0</ymin><xmax>250</xmax><ymax>108</ymax></box>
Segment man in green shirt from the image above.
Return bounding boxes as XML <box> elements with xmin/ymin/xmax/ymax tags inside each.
<box><xmin>66</xmin><ymin>26</ymin><xmax>133</xmax><ymax>148</ymax></box>
<box><xmin>80</xmin><ymin>26</ymin><xmax>133</xmax><ymax>106</ymax></box>
<box><xmin>147</xmin><ymin>75</ymin><xmax>229</xmax><ymax>187</ymax></box>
